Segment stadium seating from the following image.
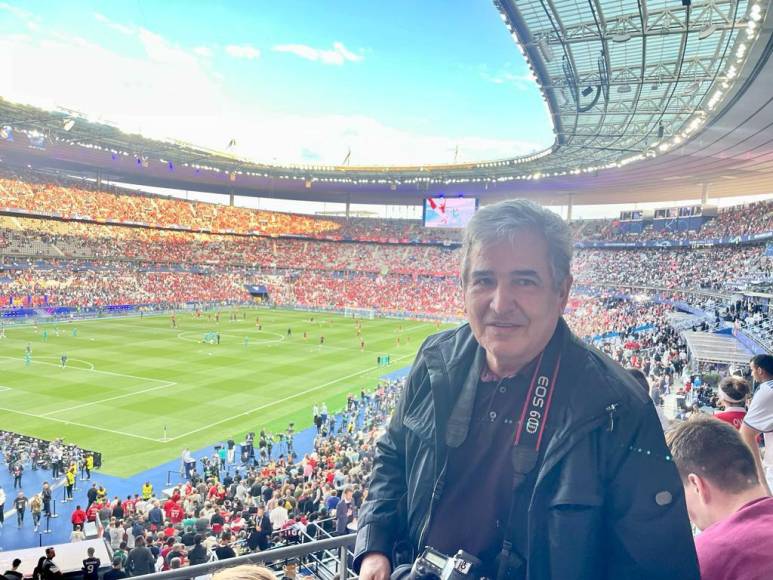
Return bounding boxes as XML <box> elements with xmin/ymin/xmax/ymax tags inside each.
<box><xmin>3</xmin><ymin>166</ymin><xmax>770</xmax><ymax>245</ymax></box>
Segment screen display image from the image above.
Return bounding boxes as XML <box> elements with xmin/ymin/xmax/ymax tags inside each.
<box><xmin>423</xmin><ymin>197</ymin><xmax>478</xmax><ymax>228</ymax></box>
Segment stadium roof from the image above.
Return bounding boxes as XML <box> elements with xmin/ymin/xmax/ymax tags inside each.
<box><xmin>0</xmin><ymin>0</ymin><xmax>771</xmax><ymax>206</ymax></box>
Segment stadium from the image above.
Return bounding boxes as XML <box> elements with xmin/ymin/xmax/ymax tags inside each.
<box><xmin>0</xmin><ymin>0</ymin><xmax>772</xmax><ymax>578</ymax></box>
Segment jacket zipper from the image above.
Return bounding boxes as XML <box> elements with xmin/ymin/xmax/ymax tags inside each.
<box><xmin>417</xmin><ymin>461</ymin><xmax>447</xmax><ymax>550</ymax></box>
<box><xmin>533</xmin><ymin>402</ymin><xmax>622</xmax><ymax>492</ymax></box>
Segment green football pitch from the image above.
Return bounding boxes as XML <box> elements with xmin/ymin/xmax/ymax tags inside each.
<box><xmin>0</xmin><ymin>309</ymin><xmax>452</xmax><ymax>477</ymax></box>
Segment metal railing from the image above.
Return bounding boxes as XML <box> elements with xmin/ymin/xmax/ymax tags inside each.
<box><xmin>137</xmin><ymin>534</ymin><xmax>356</xmax><ymax>580</ymax></box>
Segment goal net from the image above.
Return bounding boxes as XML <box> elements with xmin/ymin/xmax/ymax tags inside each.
<box><xmin>344</xmin><ymin>307</ymin><xmax>375</xmax><ymax>320</ymax></box>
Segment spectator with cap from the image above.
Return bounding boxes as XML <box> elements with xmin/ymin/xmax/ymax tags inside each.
<box><xmin>666</xmin><ymin>415</ymin><xmax>773</xmax><ymax>580</ymax></box>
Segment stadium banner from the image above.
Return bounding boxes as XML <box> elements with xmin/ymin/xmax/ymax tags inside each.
<box><xmin>734</xmin><ymin>330</ymin><xmax>769</xmax><ymax>356</ymax></box>
<box><xmin>575</xmin><ymin>230</ymin><xmax>773</xmax><ymax>249</ymax></box>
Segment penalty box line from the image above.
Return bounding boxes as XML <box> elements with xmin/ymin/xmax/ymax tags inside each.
<box><xmin>163</xmin><ymin>351</ymin><xmax>417</xmax><ymax>443</ymax></box>
<box><xmin>0</xmin><ymin>355</ymin><xmax>177</xmax><ymax>420</ymax></box>
<box><xmin>39</xmin><ymin>379</ymin><xmax>178</xmax><ymax>417</ymax></box>
<box><xmin>0</xmin><ymin>355</ymin><xmax>173</xmax><ymax>384</ymax></box>
<box><xmin>0</xmin><ymin>406</ymin><xmax>166</xmax><ymax>443</ymax></box>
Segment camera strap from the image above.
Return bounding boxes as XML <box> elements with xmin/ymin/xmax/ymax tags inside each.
<box><xmin>496</xmin><ymin>331</ymin><xmax>563</xmax><ymax>580</ymax></box>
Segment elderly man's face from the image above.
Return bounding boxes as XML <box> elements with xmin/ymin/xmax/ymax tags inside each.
<box><xmin>463</xmin><ymin>231</ymin><xmax>571</xmax><ymax>375</ymax></box>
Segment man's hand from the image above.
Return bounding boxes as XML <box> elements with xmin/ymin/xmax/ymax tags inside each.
<box><xmin>740</xmin><ymin>423</ymin><xmax>771</xmax><ymax>495</ymax></box>
<box><xmin>359</xmin><ymin>553</ymin><xmax>391</xmax><ymax>580</ymax></box>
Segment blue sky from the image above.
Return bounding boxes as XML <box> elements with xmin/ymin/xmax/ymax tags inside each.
<box><xmin>0</xmin><ymin>0</ymin><xmax>554</xmax><ymax>164</ymax></box>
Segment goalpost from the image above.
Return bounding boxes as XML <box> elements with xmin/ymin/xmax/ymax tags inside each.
<box><xmin>344</xmin><ymin>307</ymin><xmax>375</xmax><ymax>320</ymax></box>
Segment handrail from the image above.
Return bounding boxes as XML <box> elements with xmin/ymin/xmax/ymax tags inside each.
<box><xmin>137</xmin><ymin>534</ymin><xmax>356</xmax><ymax>580</ymax></box>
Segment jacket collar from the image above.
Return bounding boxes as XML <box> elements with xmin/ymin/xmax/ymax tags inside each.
<box><xmin>421</xmin><ymin>318</ymin><xmax>623</xmax><ymax>451</ymax></box>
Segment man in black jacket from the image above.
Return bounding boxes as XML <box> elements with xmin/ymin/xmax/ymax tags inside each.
<box><xmin>86</xmin><ymin>484</ymin><xmax>97</xmax><ymax>509</ymax></box>
<box><xmin>126</xmin><ymin>537</ymin><xmax>155</xmax><ymax>576</ymax></box>
<box><xmin>335</xmin><ymin>486</ymin><xmax>355</xmax><ymax>536</ymax></box>
<box><xmin>254</xmin><ymin>505</ymin><xmax>273</xmax><ymax>551</ymax></box>
<box><xmin>187</xmin><ymin>536</ymin><xmax>209</xmax><ymax>566</ymax></box>
<box><xmin>355</xmin><ymin>200</ymin><xmax>699</xmax><ymax>580</ymax></box>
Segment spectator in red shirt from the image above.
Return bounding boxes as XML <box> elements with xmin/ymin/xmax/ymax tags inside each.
<box><xmin>713</xmin><ymin>376</ymin><xmax>750</xmax><ymax>430</ymax></box>
<box><xmin>168</xmin><ymin>503</ymin><xmax>184</xmax><ymax>525</ymax></box>
<box><xmin>85</xmin><ymin>501</ymin><xmax>100</xmax><ymax>522</ymax></box>
<box><xmin>163</xmin><ymin>498</ymin><xmax>179</xmax><ymax>518</ymax></box>
<box><xmin>71</xmin><ymin>505</ymin><xmax>87</xmax><ymax>530</ymax></box>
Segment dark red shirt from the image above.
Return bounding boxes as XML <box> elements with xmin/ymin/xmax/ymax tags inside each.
<box><xmin>696</xmin><ymin>497</ymin><xmax>773</xmax><ymax>580</ymax></box>
<box><xmin>426</xmin><ymin>358</ymin><xmax>547</xmax><ymax>567</ymax></box>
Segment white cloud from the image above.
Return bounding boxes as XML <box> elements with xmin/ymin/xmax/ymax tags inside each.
<box><xmin>93</xmin><ymin>12</ymin><xmax>134</xmax><ymax>36</ymax></box>
<box><xmin>225</xmin><ymin>44</ymin><xmax>261</xmax><ymax>60</ymax></box>
<box><xmin>480</xmin><ymin>68</ymin><xmax>535</xmax><ymax>89</ymax></box>
<box><xmin>272</xmin><ymin>41</ymin><xmax>363</xmax><ymax>66</ymax></box>
<box><xmin>0</xmin><ymin>26</ymin><xmax>541</xmax><ymax>166</ymax></box>
<box><xmin>0</xmin><ymin>29</ymin><xmax>224</xmax><ymax>137</ymax></box>
<box><xmin>0</xmin><ymin>2</ymin><xmax>40</xmax><ymax>31</ymax></box>
<box><xmin>92</xmin><ymin>13</ymin><xmax>199</xmax><ymax>66</ymax></box>
<box><xmin>193</xmin><ymin>46</ymin><xmax>213</xmax><ymax>58</ymax></box>
<box><xmin>137</xmin><ymin>28</ymin><xmax>199</xmax><ymax>66</ymax></box>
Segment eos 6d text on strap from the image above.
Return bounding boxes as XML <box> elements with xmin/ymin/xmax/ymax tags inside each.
<box><xmin>496</xmin><ymin>334</ymin><xmax>563</xmax><ymax>580</ymax></box>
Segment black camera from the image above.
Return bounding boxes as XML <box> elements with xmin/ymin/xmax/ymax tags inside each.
<box><xmin>395</xmin><ymin>547</ymin><xmax>485</xmax><ymax>580</ymax></box>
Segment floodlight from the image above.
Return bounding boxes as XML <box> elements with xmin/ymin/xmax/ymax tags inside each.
<box><xmin>699</xmin><ymin>23</ymin><xmax>718</xmax><ymax>39</ymax></box>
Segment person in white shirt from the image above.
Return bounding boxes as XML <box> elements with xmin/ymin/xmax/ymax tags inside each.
<box><xmin>70</xmin><ymin>525</ymin><xmax>86</xmax><ymax>542</ymax></box>
<box><xmin>740</xmin><ymin>354</ymin><xmax>773</xmax><ymax>494</ymax></box>
<box><xmin>269</xmin><ymin>501</ymin><xmax>288</xmax><ymax>531</ymax></box>
<box><xmin>0</xmin><ymin>485</ymin><xmax>5</xmax><ymax>528</ymax></box>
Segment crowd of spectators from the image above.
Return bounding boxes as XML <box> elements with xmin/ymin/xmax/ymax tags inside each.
<box><xmin>573</xmin><ymin>246</ymin><xmax>771</xmax><ymax>293</ymax></box>
<box><xmin>3</xmin><ymin>166</ymin><xmax>771</xmax><ymax>247</ymax></box>
<box><xmin>572</xmin><ymin>199</ymin><xmax>773</xmax><ymax>243</ymax></box>
<box><xmin>1</xmin><ymin>432</ymin><xmax>96</xmax><ymax>533</ymax></box>
<box><xmin>1</xmin><ymin>432</ymin><xmax>94</xmax><ymax>479</ymax></box>
<box><xmin>16</xmin><ymin>381</ymin><xmax>403</xmax><ymax>576</ymax></box>
<box><xmin>0</xmin><ymin>169</ymin><xmax>340</xmax><ymax>239</ymax></box>
<box><xmin>0</xmin><ymin>217</ymin><xmax>459</xmax><ymax>276</ymax></box>
<box><xmin>3</xmin><ymin>214</ymin><xmax>771</xmax><ymax>318</ymax></box>
<box><xmin>0</xmin><ymin>260</ymin><xmax>258</xmax><ymax>309</ymax></box>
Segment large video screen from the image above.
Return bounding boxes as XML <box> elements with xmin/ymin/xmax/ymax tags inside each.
<box><xmin>423</xmin><ymin>196</ymin><xmax>478</xmax><ymax>229</ymax></box>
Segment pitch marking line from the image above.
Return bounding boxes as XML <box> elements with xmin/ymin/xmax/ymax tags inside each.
<box><xmin>0</xmin><ymin>406</ymin><xmax>165</xmax><ymax>442</ymax></box>
<box><xmin>163</xmin><ymin>351</ymin><xmax>417</xmax><ymax>443</ymax></box>
<box><xmin>0</xmin><ymin>355</ymin><xmax>173</xmax><ymax>384</ymax></box>
<box><xmin>0</xmin><ymin>355</ymin><xmax>178</xmax><ymax>421</ymax></box>
<box><xmin>0</xmin><ymin>385</ymin><xmax>11</xmax><ymax>393</ymax></box>
<box><xmin>34</xmin><ymin>355</ymin><xmax>95</xmax><ymax>370</ymax></box>
<box><xmin>39</xmin><ymin>380</ymin><xmax>177</xmax><ymax>417</ymax></box>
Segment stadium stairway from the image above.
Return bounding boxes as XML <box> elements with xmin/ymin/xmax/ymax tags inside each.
<box><xmin>0</xmin><ymin>365</ymin><xmax>414</xmax><ymax>551</ymax></box>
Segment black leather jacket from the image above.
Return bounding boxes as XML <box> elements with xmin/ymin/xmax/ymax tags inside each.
<box><xmin>354</xmin><ymin>319</ymin><xmax>699</xmax><ymax>579</ymax></box>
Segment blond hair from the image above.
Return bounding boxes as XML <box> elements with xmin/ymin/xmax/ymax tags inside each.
<box><xmin>212</xmin><ymin>564</ymin><xmax>276</xmax><ymax>580</ymax></box>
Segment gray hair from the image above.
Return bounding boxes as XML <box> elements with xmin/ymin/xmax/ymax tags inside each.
<box><xmin>460</xmin><ymin>199</ymin><xmax>573</xmax><ymax>291</ymax></box>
